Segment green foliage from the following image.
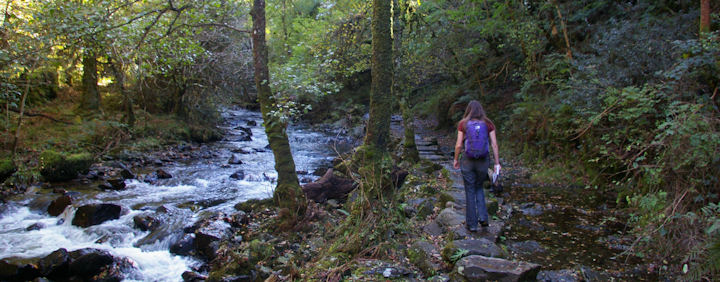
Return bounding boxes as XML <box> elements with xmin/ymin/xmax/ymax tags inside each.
<box><xmin>248</xmin><ymin>239</ymin><xmax>275</xmax><ymax>264</ymax></box>
<box><xmin>39</xmin><ymin>150</ymin><xmax>93</xmax><ymax>182</ymax></box>
<box><xmin>0</xmin><ymin>159</ymin><xmax>17</xmax><ymax>183</ymax></box>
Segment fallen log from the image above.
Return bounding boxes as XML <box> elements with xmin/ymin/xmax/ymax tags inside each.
<box><xmin>6</xmin><ymin>108</ymin><xmax>72</xmax><ymax>125</ymax></box>
<box><xmin>302</xmin><ymin>168</ymin><xmax>356</xmax><ymax>203</ymax></box>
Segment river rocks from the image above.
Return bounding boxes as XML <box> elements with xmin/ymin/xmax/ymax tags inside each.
<box><xmin>39</xmin><ymin>150</ymin><xmax>93</xmax><ymax>182</ymax></box>
<box><xmin>234</xmin><ymin>126</ymin><xmax>253</xmax><ymax>137</ymax></box>
<box><xmin>0</xmin><ymin>258</ymin><xmax>40</xmax><ymax>281</ymax></box>
<box><xmin>38</xmin><ymin>248</ymin><xmax>70</xmax><ymax>280</ymax></box>
<box><xmin>133</xmin><ymin>214</ymin><xmax>162</xmax><ymax>231</ymax></box>
<box><xmin>194</xmin><ymin>219</ymin><xmax>233</xmax><ymax>259</ymax></box>
<box><xmin>182</xmin><ymin>271</ymin><xmax>208</xmax><ymax>281</ymax></box>
<box><xmin>156</xmin><ymin>169</ymin><xmax>173</xmax><ymax>179</ymax></box>
<box><xmin>230</xmin><ymin>170</ymin><xmax>245</xmax><ymax>180</ymax></box>
<box><xmin>453</xmin><ymin>255</ymin><xmax>540</xmax><ymax>281</ymax></box>
<box><xmin>48</xmin><ymin>195</ymin><xmax>72</xmax><ymax>216</ymax></box>
<box><xmin>68</xmin><ymin>248</ymin><xmax>120</xmax><ymax>280</ymax></box>
<box><xmin>444</xmin><ymin>239</ymin><xmax>504</xmax><ymax>261</ymax></box>
<box><xmin>99</xmin><ymin>178</ymin><xmax>127</xmax><ymax>190</ymax></box>
<box><xmin>26</xmin><ymin>222</ymin><xmax>46</xmax><ymax>231</ymax></box>
<box><xmin>72</xmin><ymin>203</ymin><xmax>123</xmax><ymax>227</ymax></box>
<box><xmin>232</xmin><ymin>147</ymin><xmax>253</xmax><ymax>154</ymax></box>
<box><xmin>170</xmin><ymin>233</ymin><xmax>196</xmax><ymax>256</ymax></box>
<box><xmin>228</xmin><ymin>154</ymin><xmax>243</xmax><ymax>165</ymax></box>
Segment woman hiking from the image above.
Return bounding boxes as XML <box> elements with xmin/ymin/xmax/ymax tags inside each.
<box><xmin>453</xmin><ymin>100</ymin><xmax>501</xmax><ymax>232</ymax></box>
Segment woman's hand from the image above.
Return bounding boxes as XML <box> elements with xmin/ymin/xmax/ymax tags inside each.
<box><xmin>453</xmin><ymin>159</ymin><xmax>460</xmax><ymax>169</ymax></box>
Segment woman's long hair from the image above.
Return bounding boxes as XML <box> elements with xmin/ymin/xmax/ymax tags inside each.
<box><xmin>459</xmin><ymin>100</ymin><xmax>492</xmax><ymax>131</ymax></box>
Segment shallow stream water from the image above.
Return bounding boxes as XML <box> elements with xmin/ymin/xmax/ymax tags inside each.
<box><xmin>0</xmin><ymin>108</ymin><xmax>339</xmax><ymax>281</ymax></box>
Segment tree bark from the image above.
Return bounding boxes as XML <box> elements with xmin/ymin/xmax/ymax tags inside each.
<box><xmin>393</xmin><ymin>0</ymin><xmax>419</xmax><ymax>162</ymax></box>
<box><xmin>110</xmin><ymin>58</ymin><xmax>134</xmax><ymax>127</ymax></box>
<box><xmin>80</xmin><ymin>49</ymin><xmax>101</xmax><ymax>112</ymax></box>
<box><xmin>364</xmin><ymin>0</ymin><xmax>393</xmax><ymax>151</ymax></box>
<box><xmin>700</xmin><ymin>0</ymin><xmax>711</xmax><ymax>34</ymax></box>
<box><xmin>12</xmin><ymin>62</ymin><xmax>36</xmax><ymax>159</ymax></box>
<box><xmin>552</xmin><ymin>0</ymin><xmax>572</xmax><ymax>60</ymax></box>
<box><xmin>251</xmin><ymin>0</ymin><xmax>306</xmax><ymax>221</ymax></box>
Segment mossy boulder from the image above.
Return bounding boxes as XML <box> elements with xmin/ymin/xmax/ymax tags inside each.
<box><xmin>188</xmin><ymin>125</ymin><xmax>223</xmax><ymax>143</ymax></box>
<box><xmin>0</xmin><ymin>159</ymin><xmax>17</xmax><ymax>183</ymax></box>
<box><xmin>39</xmin><ymin>151</ymin><xmax>93</xmax><ymax>182</ymax></box>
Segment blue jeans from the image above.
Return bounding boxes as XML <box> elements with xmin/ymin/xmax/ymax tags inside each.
<box><xmin>461</xmin><ymin>156</ymin><xmax>489</xmax><ymax>229</ymax></box>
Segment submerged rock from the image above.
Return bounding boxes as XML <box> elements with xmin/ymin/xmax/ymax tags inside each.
<box><xmin>170</xmin><ymin>233</ymin><xmax>196</xmax><ymax>256</ymax></box>
<box><xmin>156</xmin><ymin>169</ymin><xmax>172</xmax><ymax>179</ymax></box>
<box><xmin>133</xmin><ymin>214</ymin><xmax>162</xmax><ymax>231</ymax></box>
<box><xmin>230</xmin><ymin>170</ymin><xmax>245</xmax><ymax>180</ymax></box>
<box><xmin>228</xmin><ymin>154</ymin><xmax>243</xmax><ymax>165</ymax></box>
<box><xmin>71</xmin><ymin>203</ymin><xmax>122</xmax><ymax>227</ymax></box>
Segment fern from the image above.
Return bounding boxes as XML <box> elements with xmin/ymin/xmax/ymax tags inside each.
<box><xmin>685</xmin><ymin>235</ymin><xmax>720</xmax><ymax>281</ymax></box>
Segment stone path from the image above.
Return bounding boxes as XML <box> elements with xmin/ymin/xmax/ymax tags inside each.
<box><xmin>415</xmin><ymin>136</ymin><xmax>507</xmax><ymax>242</ymax></box>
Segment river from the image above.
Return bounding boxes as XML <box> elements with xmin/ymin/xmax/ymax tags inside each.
<box><xmin>0</xmin><ymin>108</ymin><xmax>340</xmax><ymax>281</ymax></box>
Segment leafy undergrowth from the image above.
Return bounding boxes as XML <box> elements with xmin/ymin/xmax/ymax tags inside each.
<box><xmin>207</xmin><ymin>160</ymin><xmax>457</xmax><ymax>281</ymax></box>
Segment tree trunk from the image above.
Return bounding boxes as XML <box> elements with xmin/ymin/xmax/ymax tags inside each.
<box><xmin>110</xmin><ymin>59</ymin><xmax>135</xmax><ymax>127</ymax></box>
<box><xmin>364</xmin><ymin>0</ymin><xmax>393</xmax><ymax>152</ymax></box>
<box><xmin>251</xmin><ymin>0</ymin><xmax>306</xmax><ymax>223</ymax></box>
<box><xmin>12</xmin><ymin>63</ymin><xmax>36</xmax><ymax>159</ymax></box>
<box><xmin>80</xmin><ymin>49</ymin><xmax>100</xmax><ymax>112</ymax></box>
<box><xmin>552</xmin><ymin>0</ymin><xmax>572</xmax><ymax>60</ymax></box>
<box><xmin>393</xmin><ymin>0</ymin><xmax>419</xmax><ymax>163</ymax></box>
<box><xmin>701</xmin><ymin>0</ymin><xmax>711</xmax><ymax>34</ymax></box>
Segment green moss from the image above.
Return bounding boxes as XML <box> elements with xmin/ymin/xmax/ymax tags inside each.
<box><xmin>188</xmin><ymin>125</ymin><xmax>223</xmax><ymax>143</ymax></box>
<box><xmin>438</xmin><ymin>192</ymin><xmax>454</xmax><ymax>208</ymax></box>
<box><xmin>248</xmin><ymin>239</ymin><xmax>274</xmax><ymax>264</ymax></box>
<box><xmin>440</xmin><ymin>241</ymin><xmax>457</xmax><ymax>263</ymax></box>
<box><xmin>39</xmin><ymin>150</ymin><xmax>93</xmax><ymax>182</ymax></box>
<box><xmin>407</xmin><ymin>241</ymin><xmax>436</xmax><ymax>277</ymax></box>
<box><xmin>0</xmin><ymin>159</ymin><xmax>17</xmax><ymax>182</ymax></box>
<box><xmin>234</xmin><ymin>198</ymin><xmax>273</xmax><ymax>213</ymax></box>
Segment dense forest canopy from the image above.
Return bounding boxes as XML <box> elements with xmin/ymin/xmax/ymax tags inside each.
<box><xmin>0</xmin><ymin>0</ymin><xmax>719</xmax><ymax>280</ymax></box>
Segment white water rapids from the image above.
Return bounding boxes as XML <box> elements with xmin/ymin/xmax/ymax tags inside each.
<box><xmin>0</xmin><ymin>108</ymin><xmax>342</xmax><ymax>281</ymax></box>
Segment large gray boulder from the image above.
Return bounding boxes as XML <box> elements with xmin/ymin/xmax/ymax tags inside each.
<box><xmin>454</xmin><ymin>255</ymin><xmax>540</xmax><ymax>282</ymax></box>
<box><xmin>71</xmin><ymin>204</ymin><xmax>122</xmax><ymax>227</ymax></box>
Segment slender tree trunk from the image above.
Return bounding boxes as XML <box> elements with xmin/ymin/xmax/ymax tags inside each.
<box><xmin>251</xmin><ymin>0</ymin><xmax>306</xmax><ymax>223</ymax></box>
<box><xmin>701</xmin><ymin>0</ymin><xmax>711</xmax><ymax>34</ymax></box>
<box><xmin>393</xmin><ymin>0</ymin><xmax>419</xmax><ymax>163</ymax></box>
<box><xmin>12</xmin><ymin>62</ymin><xmax>36</xmax><ymax>159</ymax></box>
<box><xmin>80</xmin><ymin>49</ymin><xmax>100</xmax><ymax>112</ymax></box>
<box><xmin>364</xmin><ymin>0</ymin><xmax>393</xmax><ymax>151</ymax></box>
<box><xmin>552</xmin><ymin>0</ymin><xmax>572</xmax><ymax>60</ymax></box>
<box><xmin>110</xmin><ymin>59</ymin><xmax>134</xmax><ymax>127</ymax></box>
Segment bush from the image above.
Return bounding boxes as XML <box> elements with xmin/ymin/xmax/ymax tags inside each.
<box><xmin>0</xmin><ymin>159</ymin><xmax>16</xmax><ymax>182</ymax></box>
<box><xmin>39</xmin><ymin>150</ymin><xmax>93</xmax><ymax>182</ymax></box>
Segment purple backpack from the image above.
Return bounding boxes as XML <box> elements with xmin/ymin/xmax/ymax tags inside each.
<box><xmin>464</xmin><ymin>120</ymin><xmax>489</xmax><ymax>159</ymax></box>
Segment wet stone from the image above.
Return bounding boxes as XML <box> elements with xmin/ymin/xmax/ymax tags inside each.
<box><xmin>68</xmin><ymin>248</ymin><xmax>115</xmax><ymax>279</ymax></box>
<box><xmin>39</xmin><ymin>248</ymin><xmax>70</xmax><ymax>280</ymax></box>
<box><xmin>133</xmin><ymin>214</ymin><xmax>162</xmax><ymax>231</ymax></box>
<box><xmin>182</xmin><ymin>271</ymin><xmax>208</xmax><ymax>281</ymax></box>
<box><xmin>156</xmin><ymin>169</ymin><xmax>172</xmax><ymax>179</ymax></box>
<box><xmin>228</xmin><ymin>154</ymin><xmax>243</xmax><ymax>165</ymax></box>
<box><xmin>71</xmin><ymin>203</ymin><xmax>122</xmax><ymax>227</ymax></box>
<box><xmin>26</xmin><ymin>222</ymin><xmax>46</xmax><ymax>231</ymax></box>
<box><xmin>48</xmin><ymin>195</ymin><xmax>72</xmax><ymax>216</ymax></box>
<box><xmin>519</xmin><ymin>202</ymin><xmax>543</xmax><ymax>216</ymax></box>
<box><xmin>230</xmin><ymin>170</ymin><xmax>245</xmax><ymax>180</ymax></box>
<box><xmin>170</xmin><ymin>233</ymin><xmax>195</xmax><ymax>256</ymax></box>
